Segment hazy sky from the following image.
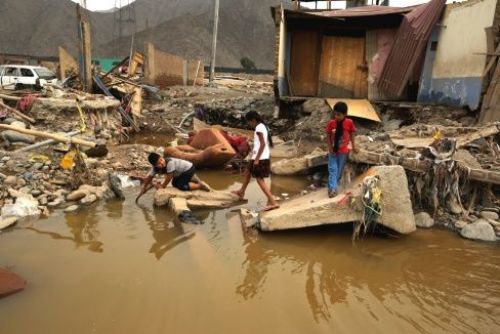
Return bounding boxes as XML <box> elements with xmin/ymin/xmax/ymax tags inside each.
<box><xmin>71</xmin><ymin>0</ymin><xmax>461</xmax><ymax>11</ymax></box>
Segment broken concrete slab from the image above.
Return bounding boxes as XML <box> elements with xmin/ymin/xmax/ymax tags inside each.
<box><xmin>259</xmin><ymin>165</ymin><xmax>416</xmax><ymax>235</ymax></box>
<box><xmin>271</xmin><ymin>148</ymin><xmax>325</xmax><ymax>175</ymax></box>
<box><xmin>154</xmin><ymin>187</ymin><xmax>243</xmax><ymax>210</ymax></box>
<box><xmin>271</xmin><ymin>141</ymin><xmax>298</xmax><ymax>159</ymax></box>
<box><xmin>168</xmin><ymin>197</ymin><xmax>190</xmax><ymax>216</ymax></box>
<box><xmin>0</xmin><ymin>267</ymin><xmax>26</xmax><ymax>299</ymax></box>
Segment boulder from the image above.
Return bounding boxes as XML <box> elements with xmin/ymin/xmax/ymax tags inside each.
<box><xmin>460</xmin><ymin>219</ymin><xmax>496</xmax><ymax>242</ymax></box>
<box><xmin>414</xmin><ymin>212</ymin><xmax>434</xmax><ymax>228</ymax></box>
<box><xmin>0</xmin><ymin>267</ymin><xmax>26</xmax><ymax>299</ymax></box>
<box><xmin>259</xmin><ymin>165</ymin><xmax>416</xmax><ymax>235</ymax></box>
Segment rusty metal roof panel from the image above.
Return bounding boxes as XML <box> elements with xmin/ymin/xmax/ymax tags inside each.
<box><xmin>377</xmin><ymin>0</ymin><xmax>446</xmax><ymax>96</ymax></box>
<box><xmin>309</xmin><ymin>5</ymin><xmax>418</xmax><ymax>18</ymax></box>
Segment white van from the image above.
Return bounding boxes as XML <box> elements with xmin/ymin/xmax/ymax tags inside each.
<box><xmin>0</xmin><ymin>65</ymin><xmax>58</xmax><ymax>90</ymax></box>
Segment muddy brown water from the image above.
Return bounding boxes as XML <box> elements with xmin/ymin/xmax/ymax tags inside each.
<box><xmin>1</xmin><ymin>171</ymin><xmax>499</xmax><ymax>334</ymax></box>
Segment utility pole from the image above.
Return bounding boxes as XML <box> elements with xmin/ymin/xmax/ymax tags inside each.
<box><xmin>209</xmin><ymin>0</ymin><xmax>220</xmax><ymax>83</ymax></box>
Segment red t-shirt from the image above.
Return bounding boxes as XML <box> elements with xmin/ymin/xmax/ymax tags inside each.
<box><xmin>325</xmin><ymin>118</ymin><xmax>356</xmax><ymax>154</ymax></box>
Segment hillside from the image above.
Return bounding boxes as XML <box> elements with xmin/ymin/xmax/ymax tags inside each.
<box><xmin>0</xmin><ymin>0</ymin><xmax>279</xmax><ymax>69</ymax></box>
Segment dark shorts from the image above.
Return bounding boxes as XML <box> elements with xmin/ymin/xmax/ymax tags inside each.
<box><xmin>248</xmin><ymin>159</ymin><xmax>271</xmax><ymax>178</ymax></box>
<box><xmin>172</xmin><ymin>166</ymin><xmax>195</xmax><ymax>191</ymax></box>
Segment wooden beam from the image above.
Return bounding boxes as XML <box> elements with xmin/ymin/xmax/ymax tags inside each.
<box><xmin>0</xmin><ymin>124</ymin><xmax>96</xmax><ymax>147</ymax></box>
<box><xmin>0</xmin><ymin>101</ymin><xmax>35</xmax><ymax>124</ymax></box>
<box><xmin>76</xmin><ymin>4</ymin><xmax>92</xmax><ymax>93</ymax></box>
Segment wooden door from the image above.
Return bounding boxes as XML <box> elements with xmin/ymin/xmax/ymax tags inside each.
<box><xmin>318</xmin><ymin>36</ymin><xmax>368</xmax><ymax>98</ymax></box>
<box><xmin>289</xmin><ymin>31</ymin><xmax>320</xmax><ymax>96</ymax></box>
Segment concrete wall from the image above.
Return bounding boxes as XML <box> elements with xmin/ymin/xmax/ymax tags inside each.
<box><xmin>145</xmin><ymin>43</ymin><xmax>204</xmax><ymax>88</ymax></box>
<box><xmin>58</xmin><ymin>47</ymin><xmax>79</xmax><ymax>81</ymax></box>
<box><xmin>418</xmin><ymin>0</ymin><xmax>497</xmax><ymax>109</ymax></box>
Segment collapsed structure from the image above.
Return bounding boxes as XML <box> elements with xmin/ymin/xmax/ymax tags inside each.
<box><xmin>272</xmin><ymin>0</ymin><xmax>500</xmax><ymax>122</ymax></box>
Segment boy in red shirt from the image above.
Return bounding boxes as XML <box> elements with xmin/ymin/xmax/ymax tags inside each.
<box><xmin>325</xmin><ymin>102</ymin><xmax>358</xmax><ymax>198</ymax></box>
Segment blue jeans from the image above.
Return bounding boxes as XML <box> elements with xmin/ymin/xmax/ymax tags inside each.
<box><xmin>328</xmin><ymin>153</ymin><xmax>348</xmax><ymax>191</ymax></box>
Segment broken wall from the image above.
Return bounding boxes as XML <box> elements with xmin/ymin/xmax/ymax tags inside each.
<box><xmin>58</xmin><ymin>46</ymin><xmax>79</xmax><ymax>81</ymax></box>
<box><xmin>417</xmin><ymin>0</ymin><xmax>497</xmax><ymax>110</ymax></box>
<box><xmin>144</xmin><ymin>43</ymin><xmax>204</xmax><ymax>88</ymax></box>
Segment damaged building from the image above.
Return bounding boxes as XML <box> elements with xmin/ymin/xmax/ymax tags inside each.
<box><xmin>272</xmin><ymin>0</ymin><xmax>500</xmax><ymax>121</ymax></box>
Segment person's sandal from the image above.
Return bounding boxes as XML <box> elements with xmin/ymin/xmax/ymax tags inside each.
<box><xmin>328</xmin><ymin>190</ymin><xmax>337</xmax><ymax>198</ymax></box>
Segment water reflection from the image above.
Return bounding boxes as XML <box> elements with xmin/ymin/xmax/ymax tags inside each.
<box><xmin>136</xmin><ymin>203</ymin><xmax>196</xmax><ymax>260</ymax></box>
<box><xmin>236</xmin><ymin>225</ymin><xmax>500</xmax><ymax>330</ymax></box>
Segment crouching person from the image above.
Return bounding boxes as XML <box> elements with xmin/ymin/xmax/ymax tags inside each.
<box><xmin>135</xmin><ymin>153</ymin><xmax>210</xmax><ymax>202</ymax></box>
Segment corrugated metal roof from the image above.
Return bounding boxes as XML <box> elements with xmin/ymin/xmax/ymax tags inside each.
<box><xmin>377</xmin><ymin>0</ymin><xmax>446</xmax><ymax>96</ymax></box>
<box><xmin>309</xmin><ymin>5</ymin><xmax>418</xmax><ymax>18</ymax></box>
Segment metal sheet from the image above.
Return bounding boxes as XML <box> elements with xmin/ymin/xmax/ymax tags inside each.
<box><xmin>326</xmin><ymin>98</ymin><xmax>381</xmax><ymax>122</ymax></box>
<box><xmin>319</xmin><ymin>36</ymin><xmax>367</xmax><ymax>98</ymax></box>
<box><xmin>377</xmin><ymin>0</ymin><xmax>447</xmax><ymax>96</ymax></box>
<box><xmin>289</xmin><ymin>30</ymin><xmax>320</xmax><ymax>96</ymax></box>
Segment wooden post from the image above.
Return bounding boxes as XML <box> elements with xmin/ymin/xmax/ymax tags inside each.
<box><xmin>209</xmin><ymin>0</ymin><xmax>220</xmax><ymax>83</ymax></box>
<box><xmin>193</xmin><ymin>61</ymin><xmax>201</xmax><ymax>87</ymax></box>
<box><xmin>76</xmin><ymin>4</ymin><xmax>92</xmax><ymax>93</ymax></box>
<box><xmin>183</xmin><ymin>60</ymin><xmax>188</xmax><ymax>86</ymax></box>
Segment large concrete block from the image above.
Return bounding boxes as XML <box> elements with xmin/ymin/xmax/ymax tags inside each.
<box><xmin>154</xmin><ymin>188</ymin><xmax>242</xmax><ymax>210</ymax></box>
<box><xmin>259</xmin><ymin>165</ymin><xmax>416</xmax><ymax>234</ymax></box>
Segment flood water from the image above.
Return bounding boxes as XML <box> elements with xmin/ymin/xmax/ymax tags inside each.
<box><xmin>1</xmin><ymin>170</ymin><xmax>499</xmax><ymax>334</ymax></box>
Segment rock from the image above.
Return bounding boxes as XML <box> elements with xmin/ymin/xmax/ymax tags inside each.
<box><xmin>168</xmin><ymin>197</ymin><xmax>190</xmax><ymax>216</ymax></box>
<box><xmin>1</xmin><ymin>156</ymin><xmax>10</xmax><ymax>162</ymax></box>
<box><xmin>31</xmin><ymin>190</ymin><xmax>42</xmax><ymax>197</ymax></box>
<box><xmin>16</xmin><ymin>177</ymin><xmax>26</xmax><ymax>187</ymax></box>
<box><xmin>3</xmin><ymin>175</ymin><xmax>17</xmax><ymax>186</ymax></box>
<box><xmin>64</xmin><ymin>205</ymin><xmax>79</xmax><ymax>213</ymax></box>
<box><xmin>1</xmin><ymin>130</ymin><xmax>35</xmax><ymax>144</ymax></box>
<box><xmin>32</xmin><ymin>163</ymin><xmax>43</xmax><ymax>170</ymax></box>
<box><xmin>80</xmin><ymin>194</ymin><xmax>97</xmax><ymax>205</ymax></box>
<box><xmin>0</xmin><ymin>217</ymin><xmax>18</xmax><ymax>230</ymax></box>
<box><xmin>302</xmin><ymin>98</ymin><xmax>330</xmax><ymax>115</ymax></box>
<box><xmin>47</xmin><ymin>198</ymin><xmax>64</xmax><ymax>208</ymax></box>
<box><xmin>84</xmin><ymin>144</ymin><xmax>108</xmax><ymax>158</ymax></box>
<box><xmin>155</xmin><ymin>188</ymin><xmax>243</xmax><ymax>209</ymax></box>
<box><xmin>108</xmin><ymin>173</ymin><xmax>125</xmax><ymax>200</ymax></box>
<box><xmin>51</xmin><ymin>178</ymin><xmax>68</xmax><ymax>186</ymax></box>
<box><xmin>38</xmin><ymin>196</ymin><xmax>48</xmax><ymax>206</ymax></box>
<box><xmin>260</xmin><ymin>165</ymin><xmax>416</xmax><ymax>234</ymax></box>
<box><xmin>0</xmin><ymin>267</ymin><xmax>26</xmax><ymax>299</ymax></box>
<box><xmin>414</xmin><ymin>212</ymin><xmax>434</xmax><ymax>228</ymax></box>
<box><xmin>454</xmin><ymin>220</ymin><xmax>468</xmax><ymax>229</ymax></box>
<box><xmin>481</xmin><ymin>211</ymin><xmax>499</xmax><ymax>221</ymax></box>
<box><xmin>66</xmin><ymin>190</ymin><xmax>87</xmax><ymax>202</ymax></box>
<box><xmin>460</xmin><ymin>219</ymin><xmax>496</xmax><ymax>242</ymax></box>
<box><xmin>0</xmin><ymin>173</ymin><xmax>6</xmax><ymax>180</ymax></box>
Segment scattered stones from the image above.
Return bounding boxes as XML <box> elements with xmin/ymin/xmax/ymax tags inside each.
<box><xmin>460</xmin><ymin>219</ymin><xmax>496</xmax><ymax>242</ymax></box>
<box><xmin>414</xmin><ymin>212</ymin><xmax>434</xmax><ymax>228</ymax></box>
<box><xmin>480</xmin><ymin>211</ymin><xmax>499</xmax><ymax>221</ymax></box>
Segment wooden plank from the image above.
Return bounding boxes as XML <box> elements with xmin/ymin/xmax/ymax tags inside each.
<box><xmin>289</xmin><ymin>30</ymin><xmax>320</xmax><ymax>96</ymax></box>
<box><xmin>318</xmin><ymin>35</ymin><xmax>367</xmax><ymax>98</ymax></box>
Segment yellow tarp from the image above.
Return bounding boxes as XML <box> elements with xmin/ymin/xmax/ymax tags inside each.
<box><xmin>326</xmin><ymin>98</ymin><xmax>381</xmax><ymax>122</ymax></box>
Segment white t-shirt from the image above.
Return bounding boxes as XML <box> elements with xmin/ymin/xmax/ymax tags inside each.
<box><xmin>251</xmin><ymin>123</ymin><xmax>270</xmax><ymax>160</ymax></box>
<box><xmin>149</xmin><ymin>157</ymin><xmax>193</xmax><ymax>177</ymax></box>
